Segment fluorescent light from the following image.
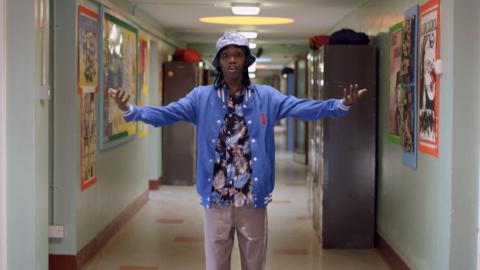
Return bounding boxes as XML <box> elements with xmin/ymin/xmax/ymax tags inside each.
<box><xmin>256</xmin><ymin>57</ymin><xmax>271</xmax><ymax>63</ymax></box>
<box><xmin>199</xmin><ymin>17</ymin><xmax>294</xmax><ymax>25</ymax></box>
<box><xmin>238</xmin><ymin>31</ymin><xmax>257</xmax><ymax>39</ymax></box>
<box><xmin>232</xmin><ymin>3</ymin><xmax>260</xmax><ymax>15</ymax></box>
<box><xmin>249</xmin><ymin>43</ymin><xmax>257</xmax><ymax>49</ymax></box>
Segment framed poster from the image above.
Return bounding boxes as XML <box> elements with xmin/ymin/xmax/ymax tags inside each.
<box><xmin>388</xmin><ymin>22</ymin><xmax>403</xmax><ymax>144</ymax></box>
<box><xmin>78</xmin><ymin>6</ymin><xmax>99</xmax><ymax>94</ymax></box>
<box><xmin>399</xmin><ymin>5</ymin><xmax>419</xmax><ymax>170</ymax></box>
<box><xmin>137</xmin><ymin>33</ymin><xmax>150</xmax><ymax>138</ymax></box>
<box><xmin>78</xmin><ymin>6</ymin><xmax>99</xmax><ymax>190</ymax></box>
<box><xmin>419</xmin><ymin>0</ymin><xmax>440</xmax><ymax>157</ymax></box>
<box><xmin>99</xmin><ymin>7</ymin><xmax>138</xmax><ymax>150</ymax></box>
<box><xmin>81</xmin><ymin>92</ymin><xmax>97</xmax><ymax>190</ymax></box>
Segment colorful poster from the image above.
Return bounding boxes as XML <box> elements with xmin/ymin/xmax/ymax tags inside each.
<box><xmin>78</xmin><ymin>6</ymin><xmax>99</xmax><ymax>94</ymax></box>
<box><xmin>388</xmin><ymin>22</ymin><xmax>403</xmax><ymax>144</ymax></box>
<box><xmin>78</xmin><ymin>6</ymin><xmax>98</xmax><ymax>191</ymax></box>
<box><xmin>400</xmin><ymin>5</ymin><xmax>419</xmax><ymax>170</ymax></box>
<box><xmin>419</xmin><ymin>0</ymin><xmax>440</xmax><ymax>157</ymax></box>
<box><xmin>137</xmin><ymin>34</ymin><xmax>150</xmax><ymax>137</ymax></box>
<box><xmin>99</xmin><ymin>10</ymin><xmax>138</xmax><ymax>150</ymax></box>
<box><xmin>81</xmin><ymin>92</ymin><xmax>97</xmax><ymax>191</ymax></box>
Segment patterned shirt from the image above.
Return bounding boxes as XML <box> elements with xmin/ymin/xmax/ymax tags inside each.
<box><xmin>211</xmin><ymin>86</ymin><xmax>253</xmax><ymax>207</ymax></box>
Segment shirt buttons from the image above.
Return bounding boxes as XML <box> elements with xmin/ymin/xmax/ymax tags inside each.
<box><xmin>247</xmin><ymin>120</ymin><xmax>252</xmax><ymax>125</ymax></box>
<box><xmin>209</xmin><ymin>159</ymin><xmax>213</xmax><ymax>163</ymax></box>
<box><xmin>254</xmin><ymin>177</ymin><xmax>258</xmax><ymax>182</ymax></box>
<box><xmin>212</xmin><ymin>139</ymin><xmax>216</xmax><ymax>143</ymax></box>
<box><xmin>208</xmin><ymin>178</ymin><xmax>211</xmax><ymax>182</ymax></box>
<box><xmin>253</xmin><ymin>157</ymin><xmax>258</xmax><ymax>161</ymax></box>
<box><xmin>243</xmin><ymin>104</ymin><xmax>247</xmax><ymax>108</ymax></box>
<box><xmin>217</xmin><ymin>120</ymin><xmax>221</xmax><ymax>124</ymax></box>
<box><xmin>251</xmin><ymin>139</ymin><xmax>256</xmax><ymax>143</ymax></box>
<box><xmin>222</xmin><ymin>105</ymin><xmax>226</xmax><ymax>109</ymax></box>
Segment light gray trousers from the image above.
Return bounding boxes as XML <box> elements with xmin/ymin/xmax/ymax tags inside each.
<box><xmin>204</xmin><ymin>204</ymin><xmax>268</xmax><ymax>270</ymax></box>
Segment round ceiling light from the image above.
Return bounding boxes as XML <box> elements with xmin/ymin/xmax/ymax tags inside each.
<box><xmin>199</xmin><ymin>16</ymin><xmax>294</xmax><ymax>25</ymax></box>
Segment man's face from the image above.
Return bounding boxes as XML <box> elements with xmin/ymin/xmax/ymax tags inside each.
<box><xmin>218</xmin><ymin>45</ymin><xmax>246</xmax><ymax>81</ymax></box>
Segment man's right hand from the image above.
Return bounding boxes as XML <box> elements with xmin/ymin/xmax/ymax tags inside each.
<box><xmin>108</xmin><ymin>88</ymin><xmax>130</xmax><ymax>111</ymax></box>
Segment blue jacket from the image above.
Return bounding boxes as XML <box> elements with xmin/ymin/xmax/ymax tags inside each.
<box><xmin>123</xmin><ymin>84</ymin><xmax>349</xmax><ymax>208</ymax></box>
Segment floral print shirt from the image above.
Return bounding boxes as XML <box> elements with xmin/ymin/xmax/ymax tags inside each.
<box><xmin>211</xmin><ymin>86</ymin><xmax>253</xmax><ymax>207</ymax></box>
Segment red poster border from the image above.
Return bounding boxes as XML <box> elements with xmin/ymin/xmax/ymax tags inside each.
<box><xmin>418</xmin><ymin>0</ymin><xmax>440</xmax><ymax>157</ymax></box>
<box><xmin>77</xmin><ymin>6</ymin><xmax>99</xmax><ymax>95</ymax></box>
<box><xmin>80</xmin><ymin>94</ymin><xmax>97</xmax><ymax>191</ymax></box>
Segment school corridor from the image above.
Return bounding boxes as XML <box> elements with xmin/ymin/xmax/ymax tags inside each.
<box><xmin>1</xmin><ymin>0</ymin><xmax>480</xmax><ymax>270</ymax></box>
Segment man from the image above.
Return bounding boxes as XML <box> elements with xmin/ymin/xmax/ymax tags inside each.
<box><xmin>108</xmin><ymin>32</ymin><xmax>366</xmax><ymax>270</ymax></box>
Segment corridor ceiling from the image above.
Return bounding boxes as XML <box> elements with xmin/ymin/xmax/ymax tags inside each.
<box><xmin>131</xmin><ymin>0</ymin><xmax>366</xmax><ymax>67</ymax></box>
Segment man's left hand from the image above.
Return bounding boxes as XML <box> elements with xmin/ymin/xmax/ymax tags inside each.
<box><xmin>342</xmin><ymin>84</ymin><xmax>367</xmax><ymax>106</ymax></box>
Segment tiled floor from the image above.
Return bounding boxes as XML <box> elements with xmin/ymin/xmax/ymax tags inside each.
<box><xmin>86</xmin><ymin>128</ymin><xmax>390</xmax><ymax>270</ymax></box>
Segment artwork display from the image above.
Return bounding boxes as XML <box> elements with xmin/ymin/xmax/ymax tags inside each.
<box><xmin>78</xmin><ymin>6</ymin><xmax>98</xmax><ymax>191</ymax></box>
<box><xmin>400</xmin><ymin>5</ymin><xmax>419</xmax><ymax>170</ymax></box>
<box><xmin>78</xmin><ymin>6</ymin><xmax>99</xmax><ymax>94</ymax></box>
<box><xmin>388</xmin><ymin>23</ymin><xmax>403</xmax><ymax>144</ymax></box>
<box><xmin>419</xmin><ymin>0</ymin><xmax>440</xmax><ymax>157</ymax></box>
<box><xmin>81</xmin><ymin>92</ymin><xmax>97</xmax><ymax>190</ymax></box>
<box><xmin>99</xmin><ymin>10</ymin><xmax>138</xmax><ymax>150</ymax></box>
<box><xmin>137</xmin><ymin>34</ymin><xmax>150</xmax><ymax>137</ymax></box>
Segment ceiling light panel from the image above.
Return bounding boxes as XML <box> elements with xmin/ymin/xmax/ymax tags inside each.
<box><xmin>199</xmin><ymin>16</ymin><xmax>294</xmax><ymax>25</ymax></box>
<box><xmin>238</xmin><ymin>31</ymin><xmax>258</xmax><ymax>39</ymax></box>
<box><xmin>232</xmin><ymin>3</ymin><xmax>260</xmax><ymax>16</ymax></box>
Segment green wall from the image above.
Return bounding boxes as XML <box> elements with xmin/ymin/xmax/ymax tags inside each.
<box><xmin>6</xmin><ymin>0</ymin><xmax>50</xmax><ymax>269</ymax></box>
<box><xmin>332</xmin><ymin>0</ymin><xmax>479</xmax><ymax>269</ymax></box>
<box><xmin>50</xmin><ymin>0</ymin><xmax>175</xmax><ymax>256</ymax></box>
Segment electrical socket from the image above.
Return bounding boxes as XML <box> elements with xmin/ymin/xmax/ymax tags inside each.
<box><xmin>48</xmin><ymin>225</ymin><xmax>64</xmax><ymax>239</ymax></box>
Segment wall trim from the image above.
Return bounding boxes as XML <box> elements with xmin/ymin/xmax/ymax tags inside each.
<box><xmin>376</xmin><ymin>233</ymin><xmax>410</xmax><ymax>270</ymax></box>
<box><xmin>149</xmin><ymin>176</ymin><xmax>162</xmax><ymax>190</ymax></box>
<box><xmin>49</xmin><ymin>189</ymin><xmax>149</xmax><ymax>270</ymax></box>
<box><xmin>0</xmin><ymin>0</ymin><xmax>7</xmax><ymax>266</ymax></box>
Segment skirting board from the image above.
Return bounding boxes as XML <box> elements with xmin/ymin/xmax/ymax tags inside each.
<box><xmin>49</xmin><ymin>189</ymin><xmax>149</xmax><ymax>270</ymax></box>
<box><xmin>376</xmin><ymin>233</ymin><xmax>411</xmax><ymax>270</ymax></box>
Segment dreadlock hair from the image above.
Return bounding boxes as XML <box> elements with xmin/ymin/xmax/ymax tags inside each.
<box><xmin>213</xmin><ymin>46</ymin><xmax>252</xmax><ymax>89</ymax></box>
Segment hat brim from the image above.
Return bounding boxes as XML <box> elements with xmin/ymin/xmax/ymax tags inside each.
<box><xmin>212</xmin><ymin>45</ymin><xmax>256</xmax><ymax>69</ymax></box>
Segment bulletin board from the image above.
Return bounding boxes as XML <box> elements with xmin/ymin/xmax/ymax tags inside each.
<box><xmin>399</xmin><ymin>5</ymin><xmax>419</xmax><ymax>170</ymax></box>
<box><xmin>137</xmin><ymin>33</ymin><xmax>150</xmax><ymax>138</ymax></box>
<box><xmin>388</xmin><ymin>22</ymin><xmax>403</xmax><ymax>144</ymax></box>
<box><xmin>99</xmin><ymin>7</ymin><xmax>138</xmax><ymax>150</ymax></box>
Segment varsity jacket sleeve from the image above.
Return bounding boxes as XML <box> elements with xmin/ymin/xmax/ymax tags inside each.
<box><xmin>269</xmin><ymin>86</ymin><xmax>350</xmax><ymax>121</ymax></box>
<box><xmin>122</xmin><ymin>88</ymin><xmax>197</xmax><ymax>126</ymax></box>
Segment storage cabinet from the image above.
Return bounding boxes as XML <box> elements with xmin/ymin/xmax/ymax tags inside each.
<box><xmin>307</xmin><ymin>45</ymin><xmax>377</xmax><ymax>248</ymax></box>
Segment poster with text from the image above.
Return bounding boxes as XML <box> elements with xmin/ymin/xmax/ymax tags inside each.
<box><xmin>400</xmin><ymin>5</ymin><xmax>419</xmax><ymax>170</ymax></box>
<box><xmin>388</xmin><ymin>22</ymin><xmax>403</xmax><ymax>144</ymax></box>
<box><xmin>81</xmin><ymin>92</ymin><xmax>97</xmax><ymax>191</ymax></box>
<box><xmin>419</xmin><ymin>0</ymin><xmax>440</xmax><ymax>157</ymax></box>
<box><xmin>78</xmin><ymin>6</ymin><xmax>99</xmax><ymax>94</ymax></box>
<box><xmin>99</xmin><ymin>10</ymin><xmax>138</xmax><ymax>150</ymax></box>
<box><xmin>137</xmin><ymin>34</ymin><xmax>150</xmax><ymax>137</ymax></box>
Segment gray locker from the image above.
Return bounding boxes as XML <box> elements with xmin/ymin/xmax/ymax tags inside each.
<box><xmin>162</xmin><ymin>62</ymin><xmax>200</xmax><ymax>185</ymax></box>
<box><xmin>308</xmin><ymin>45</ymin><xmax>377</xmax><ymax>248</ymax></box>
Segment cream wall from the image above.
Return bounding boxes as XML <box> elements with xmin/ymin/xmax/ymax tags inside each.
<box><xmin>0</xmin><ymin>0</ymin><xmax>7</xmax><ymax>267</ymax></box>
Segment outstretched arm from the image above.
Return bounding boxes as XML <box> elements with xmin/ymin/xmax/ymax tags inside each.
<box><xmin>273</xmin><ymin>84</ymin><xmax>367</xmax><ymax>121</ymax></box>
<box><xmin>107</xmin><ymin>88</ymin><xmax>197</xmax><ymax>126</ymax></box>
